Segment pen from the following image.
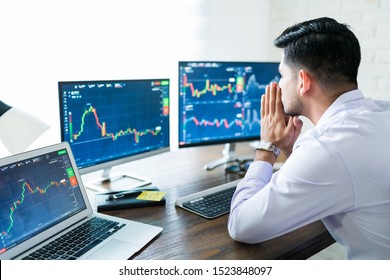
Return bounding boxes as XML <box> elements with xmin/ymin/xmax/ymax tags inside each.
<box><xmin>104</xmin><ymin>187</ymin><xmax>158</xmax><ymax>201</ymax></box>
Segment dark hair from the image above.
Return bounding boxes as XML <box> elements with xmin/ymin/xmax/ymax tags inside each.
<box><xmin>274</xmin><ymin>17</ymin><xmax>361</xmax><ymax>91</ymax></box>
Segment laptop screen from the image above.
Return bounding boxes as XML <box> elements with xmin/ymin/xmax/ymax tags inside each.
<box><xmin>0</xmin><ymin>148</ymin><xmax>87</xmax><ymax>254</ymax></box>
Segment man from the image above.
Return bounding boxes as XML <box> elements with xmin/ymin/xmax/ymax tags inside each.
<box><xmin>228</xmin><ymin>17</ymin><xmax>390</xmax><ymax>260</ymax></box>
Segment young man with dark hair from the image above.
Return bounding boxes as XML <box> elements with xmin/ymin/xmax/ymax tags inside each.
<box><xmin>228</xmin><ymin>17</ymin><xmax>390</xmax><ymax>260</ymax></box>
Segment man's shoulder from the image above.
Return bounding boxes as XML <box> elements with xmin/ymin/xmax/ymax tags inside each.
<box><xmin>372</xmin><ymin>99</ymin><xmax>390</xmax><ymax>111</ymax></box>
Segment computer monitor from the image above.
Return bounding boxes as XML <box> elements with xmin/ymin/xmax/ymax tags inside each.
<box><xmin>59</xmin><ymin>79</ymin><xmax>170</xmax><ymax>192</ymax></box>
<box><xmin>178</xmin><ymin>61</ymin><xmax>280</xmax><ymax>170</ymax></box>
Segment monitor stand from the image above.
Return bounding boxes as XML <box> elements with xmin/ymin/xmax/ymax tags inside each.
<box><xmin>86</xmin><ymin>167</ymin><xmax>152</xmax><ymax>193</ymax></box>
<box><xmin>204</xmin><ymin>143</ymin><xmax>252</xmax><ymax>171</ymax></box>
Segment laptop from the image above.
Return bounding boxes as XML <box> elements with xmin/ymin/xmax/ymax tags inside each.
<box><xmin>0</xmin><ymin>142</ymin><xmax>162</xmax><ymax>260</ymax></box>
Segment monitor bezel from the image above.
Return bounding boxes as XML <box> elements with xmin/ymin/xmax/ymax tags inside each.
<box><xmin>58</xmin><ymin>78</ymin><xmax>170</xmax><ymax>176</ymax></box>
<box><xmin>178</xmin><ymin>60</ymin><xmax>280</xmax><ymax>148</ymax></box>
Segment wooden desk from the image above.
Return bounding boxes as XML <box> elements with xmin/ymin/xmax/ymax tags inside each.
<box><xmin>83</xmin><ymin>142</ymin><xmax>335</xmax><ymax>260</ymax></box>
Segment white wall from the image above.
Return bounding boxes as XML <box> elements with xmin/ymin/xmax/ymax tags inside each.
<box><xmin>201</xmin><ymin>0</ymin><xmax>271</xmax><ymax>61</ymax></box>
<box><xmin>0</xmin><ymin>0</ymin><xmax>270</xmax><ymax>157</ymax></box>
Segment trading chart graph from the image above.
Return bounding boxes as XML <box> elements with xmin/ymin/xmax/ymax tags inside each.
<box><xmin>60</xmin><ymin>80</ymin><xmax>170</xmax><ymax>169</ymax></box>
<box><xmin>70</xmin><ymin>105</ymin><xmax>163</xmax><ymax>143</ymax></box>
<box><xmin>179</xmin><ymin>62</ymin><xmax>280</xmax><ymax>146</ymax></box>
<box><xmin>0</xmin><ymin>149</ymin><xmax>86</xmax><ymax>252</ymax></box>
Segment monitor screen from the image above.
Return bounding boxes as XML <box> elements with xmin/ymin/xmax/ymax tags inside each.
<box><xmin>179</xmin><ymin>61</ymin><xmax>280</xmax><ymax>170</ymax></box>
<box><xmin>178</xmin><ymin>61</ymin><xmax>280</xmax><ymax>147</ymax></box>
<box><xmin>59</xmin><ymin>79</ymin><xmax>170</xmax><ymax>191</ymax></box>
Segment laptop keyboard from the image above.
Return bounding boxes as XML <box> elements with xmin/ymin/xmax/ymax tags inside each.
<box><xmin>182</xmin><ymin>186</ymin><xmax>236</xmax><ymax>219</ymax></box>
<box><xmin>22</xmin><ymin>217</ymin><xmax>126</xmax><ymax>260</ymax></box>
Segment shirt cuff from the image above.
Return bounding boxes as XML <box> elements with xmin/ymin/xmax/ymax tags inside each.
<box><xmin>245</xmin><ymin>160</ymin><xmax>273</xmax><ymax>182</ymax></box>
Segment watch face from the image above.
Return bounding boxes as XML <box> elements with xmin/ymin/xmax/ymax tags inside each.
<box><xmin>257</xmin><ymin>141</ymin><xmax>280</xmax><ymax>157</ymax></box>
<box><xmin>258</xmin><ymin>141</ymin><xmax>271</xmax><ymax>149</ymax></box>
<box><xmin>265</xmin><ymin>142</ymin><xmax>273</xmax><ymax>149</ymax></box>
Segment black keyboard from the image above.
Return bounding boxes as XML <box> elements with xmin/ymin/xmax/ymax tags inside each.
<box><xmin>182</xmin><ymin>186</ymin><xmax>236</xmax><ymax>219</ymax></box>
<box><xmin>22</xmin><ymin>217</ymin><xmax>126</xmax><ymax>260</ymax></box>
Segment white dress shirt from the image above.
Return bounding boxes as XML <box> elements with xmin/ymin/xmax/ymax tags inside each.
<box><xmin>228</xmin><ymin>90</ymin><xmax>390</xmax><ymax>260</ymax></box>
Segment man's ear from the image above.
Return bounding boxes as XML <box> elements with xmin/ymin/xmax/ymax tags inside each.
<box><xmin>298</xmin><ymin>69</ymin><xmax>311</xmax><ymax>97</ymax></box>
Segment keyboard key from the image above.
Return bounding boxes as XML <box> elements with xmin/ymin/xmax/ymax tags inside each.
<box><xmin>182</xmin><ymin>186</ymin><xmax>236</xmax><ymax>219</ymax></box>
<box><xmin>73</xmin><ymin>239</ymin><xmax>103</xmax><ymax>257</ymax></box>
<box><xmin>22</xmin><ymin>217</ymin><xmax>126</xmax><ymax>260</ymax></box>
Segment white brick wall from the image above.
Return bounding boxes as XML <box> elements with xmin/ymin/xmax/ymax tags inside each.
<box><xmin>268</xmin><ymin>0</ymin><xmax>390</xmax><ymax>101</ymax></box>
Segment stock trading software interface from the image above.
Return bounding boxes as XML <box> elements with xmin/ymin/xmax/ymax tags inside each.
<box><xmin>178</xmin><ymin>61</ymin><xmax>280</xmax><ymax>147</ymax></box>
<box><xmin>0</xmin><ymin>148</ymin><xmax>86</xmax><ymax>250</ymax></box>
<box><xmin>59</xmin><ymin>79</ymin><xmax>170</xmax><ymax>171</ymax></box>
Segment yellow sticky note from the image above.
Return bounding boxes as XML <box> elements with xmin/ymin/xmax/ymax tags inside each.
<box><xmin>136</xmin><ymin>191</ymin><xmax>166</xmax><ymax>202</ymax></box>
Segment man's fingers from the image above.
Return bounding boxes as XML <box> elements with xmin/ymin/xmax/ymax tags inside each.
<box><xmin>286</xmin><ymin>115</ymin><xmax>294</xmax><ymax>131</ymax></box>
<box><xmin>293</xmin><ymin>116</ymin><xmax>303</xmax><ymax>130</ymax></box>
<box><xmin>263</xmin><ymin>85</ymin><xmax>270</xmax><ymax>116</ymax></box>
<box><xmin>261</xmin><ymin>94</ymin><xmax>265</xmax><ymax>119</ymax></box>
<box><xmin>268</xmin><ymin>83</ymin><xmax>276</xmax><ymax>115</ymax></box>
<box><xmin>275</xmin><ymin>85</ymin><xmax>284</xmax><ymax>116</ymax></box>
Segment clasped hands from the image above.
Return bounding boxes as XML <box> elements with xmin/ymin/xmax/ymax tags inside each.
<box><xmin>260</xmin><ymin>82</ymin><xmax>303</xmax><ymax>158</ymax></box>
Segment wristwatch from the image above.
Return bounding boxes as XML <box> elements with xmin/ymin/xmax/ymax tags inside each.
<box><xmin>256</xmin><ymin>140</ymin><xmax>280</xmax><ymax>157</ymax></box>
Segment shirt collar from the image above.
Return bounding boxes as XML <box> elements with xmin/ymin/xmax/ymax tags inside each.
<box><xmin>316</xmin><ymin>89</ymin><xmax>365</xmax><ymax>127</ymax></box>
